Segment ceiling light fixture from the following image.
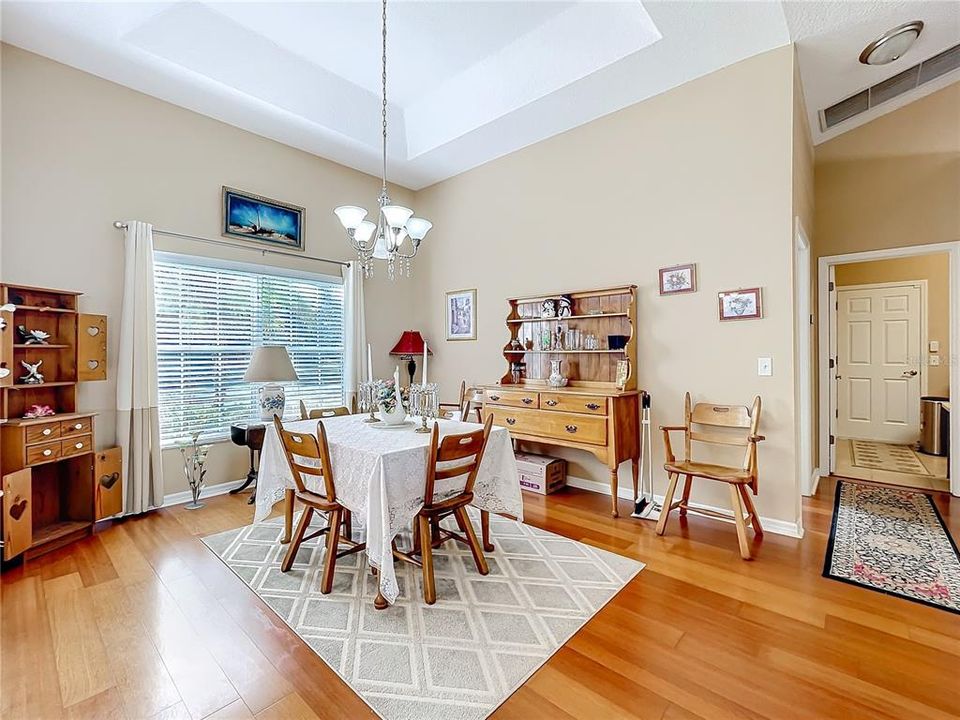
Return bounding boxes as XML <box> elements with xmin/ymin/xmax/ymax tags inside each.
<box><xmin>859</xmin><ymin>21</ymin><xmax>924</xmax><ymax>66</ymax></box>
<box><xmin>334</xmin><ymin>0</ymin><xmax>431</xmax><ymax>280</ymax></box>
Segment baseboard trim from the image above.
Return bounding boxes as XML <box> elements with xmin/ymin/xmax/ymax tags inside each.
<box><xmin>162</xmin><ymin>479</ymin><xmax>248</xmax><ymax>508</ymax></box>
<box><xmin>565</xmin><ymin>475</ymin><xmax>804</xmax><ymax>539</ymax></box>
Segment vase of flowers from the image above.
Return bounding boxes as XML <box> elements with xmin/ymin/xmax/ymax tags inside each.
<box><xmin>177</xmin><ymin>432</ymin><xmax>211</xmax><ymax>509</ymax></box>
<box><xmin>377</xmin><ymin>374</ymin><xmax>410</xmax><ymax>425</ymax></box>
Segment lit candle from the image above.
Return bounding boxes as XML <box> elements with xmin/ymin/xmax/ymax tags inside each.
<box><xmin>366</xmin><ymin>343</ymin><xmax>373</xmax><ymax>383</ymax></box>
<box><xmin>422</xmin><ymin>341</ymin><xmax>428</xmax><ymax>385</ymax></box>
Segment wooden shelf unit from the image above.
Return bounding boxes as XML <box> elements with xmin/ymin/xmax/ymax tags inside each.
<box><xmin>481</xmin><ymin>285</ymin><xmax>641</xmax><ymax>517</ymax></box>
<box><xmin>0</xmin><ymin>284</ymin><xmax>117</xmax><ymax>564</ymax></box>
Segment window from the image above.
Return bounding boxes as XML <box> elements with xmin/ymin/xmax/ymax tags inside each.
<box><xmin>154</xmin><ymin>255</ymin><xmax>344</xmax><ymax>445</ymax></box>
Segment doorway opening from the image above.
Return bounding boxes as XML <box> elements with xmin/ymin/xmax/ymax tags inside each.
<box><xmin>818</xmin><ymin>244</ymin><xmax>959</xmax><ymax>495</ymax></box>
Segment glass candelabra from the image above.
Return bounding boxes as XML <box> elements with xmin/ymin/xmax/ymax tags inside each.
<box><xmin>410</xmin><ymin>383</ymin><xmax>439</xmax><ymax>434</ymax></box>
<box><xmin>359</xmin><ymin>380</ymin><xmax>383</xmax><ymax>423</ymax></box>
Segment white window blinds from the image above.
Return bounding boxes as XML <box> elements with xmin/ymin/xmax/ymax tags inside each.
<box><xmin>154</xmin><ymin>257</ymin><xmax>344</xmax><ymax>445</ymax></box>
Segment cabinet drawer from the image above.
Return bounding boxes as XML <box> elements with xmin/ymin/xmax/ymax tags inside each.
<box><xmin>61</xmin><ymin>417</ymin><xmax>93</xmax><ymax>437</ymax></box>
<box><xmin>26</xmin><ymin>421</ymin><xmax>61</xmax><ymax>444</ymax></box>
<box><xmin>26</xmin><ymin>440</ymin><xmax>62</xmax><ymax>465</ymax></box>
<box><xmin>62</xmin><ymin>435</ymin><xmax>92</xmax><ymax>458</ymax></box>
<box><xmin>540</xmin><ymin>393</ymin><xmax>608</xmax><ymax>416</ymax></box>
<box><xmin>486</xmin><ymin>406</ymin><xmax>607</xmax><ymax>446</ymax></box>
<box><xmin>3</xmin><ymin>469</ymin><xmax>32</xmax><ymax>561</ymax></box>
<box><xmin>484</xmin><ymin>388</ymin><xmax>539</xmax><ymax>409</ymax></box>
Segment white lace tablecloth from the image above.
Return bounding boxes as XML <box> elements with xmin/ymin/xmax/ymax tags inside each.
<box><xmin>254</xmin><ymin>414</ymin><xmax>523</xmax><ymax>604</ymax></box>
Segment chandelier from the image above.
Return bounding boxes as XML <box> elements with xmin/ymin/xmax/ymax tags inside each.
<box><xmin>334</xmin><ymin>0</ymin><xmax>432</xmax><ymax>280</ymax></box>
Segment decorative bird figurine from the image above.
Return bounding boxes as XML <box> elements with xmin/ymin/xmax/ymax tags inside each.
<box><xmin>17</xmin><ymin>325</ymin><xmax>51</xmax><ymax>345</ymax></box>
<box><xmin>0</xmin><ymin>303</ymin><xmax>15</xmax><ymax>331</ymax></box>
<box><xmin>19</xmin><ymin>359</ymin><xmax>44</xmax><ymax>384</ymax></box>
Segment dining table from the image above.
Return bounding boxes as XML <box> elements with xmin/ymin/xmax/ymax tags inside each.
<box><xmin>254</xmin><ymin>413</ymin><xmax>524</xmax><ymax>605</ymax></box>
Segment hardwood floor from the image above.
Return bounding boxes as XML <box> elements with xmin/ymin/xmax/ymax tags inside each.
<box><xmin>2</xmin><ymin>477</ymin><xmax>958</xmax><ymax>720</ymax></box>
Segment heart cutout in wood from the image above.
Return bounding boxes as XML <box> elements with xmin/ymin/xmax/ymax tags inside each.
<box><xmin>87</xmin><ymin>360</ymin><xmax>100</xmax><ymax>370</ymax></box>
<box><xmin>100</xmin><ymin>472</ymin><xmax>119</xmax><ymax>490</ymax></box>
<box><xmin>9</xmin><ymin>498</ymin><xmax>27</xmax><ymax>520</ymax></box>
<box><xmin>86</xmin><ymin>326</ymin><xmax>101</xmax><ymax>337</ymax></box>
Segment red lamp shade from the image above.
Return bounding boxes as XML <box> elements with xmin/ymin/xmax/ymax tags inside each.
<box><xmin>389</xmin><ymin>330</ymin><xmax>434</xmax><ymax>356</ymax></box>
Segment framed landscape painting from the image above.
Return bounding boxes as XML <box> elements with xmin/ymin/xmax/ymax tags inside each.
<box><xmin>718</xmin><ymin>287</ymin><xmax>762</xmax><ymax>321</ymax></box>
<box><xmin>222</xmin><ymin>186</ymin><xmax>304</xmax><ymax>251</ymax></box>
<box><xmin>446</xmin><ymin>289</ymin><xmax>477</xmax><ymax>341</ymax></box>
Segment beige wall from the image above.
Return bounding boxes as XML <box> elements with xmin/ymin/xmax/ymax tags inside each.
<box><xmin>0</xmin><ymin>45</ymin><xmax>416</xmax><ymax>495</ymax></box>
<box><xmin>412</xmin><ymin>46</ymin><xmax>802</xmax><ymax>528</ymax></box>
<box><xmin>835</xmin><ymin>254</ymin><xmax>950</xmax><ymax>396</ymax></box>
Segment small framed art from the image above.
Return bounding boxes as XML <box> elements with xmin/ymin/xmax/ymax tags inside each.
<box><xmin>659</xmin><ymin>263</ymin><xmax>696</xmax><ymax>295</ymax></box>
<box><xmin>615</xmin><ymin>360</ymin><xmax>630</xmax><ymax>390</ymax></box>
<box><xmin>446</xmin><ymin>289</ymin><xmax>477</xmax><ymax>341</ymax></box>
<box><xmin>222</xmin><ymin>186</ymin><xmax>305</xmax><ymax>251</ymax></box>
<box><xmin>718</xmin><ymin>288</ymin><xmax>762</xmax><ymax>321</ymax></box>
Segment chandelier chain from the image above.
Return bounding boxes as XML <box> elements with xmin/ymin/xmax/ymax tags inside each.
<box><xmin>381</xmin><ymin>0</ymin><xmax>388</xmax><ymax>194</ymax></box>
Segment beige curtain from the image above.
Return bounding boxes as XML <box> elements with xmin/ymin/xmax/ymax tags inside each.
<box><xmin>117</xmin><ymin>221</ymin><xmax>164</xmax><ymax>513</ymax></box>
<box><xmin>342</xmin><ymin>261</ymin><xmax>366</xmax><ymax>412</ymax></box>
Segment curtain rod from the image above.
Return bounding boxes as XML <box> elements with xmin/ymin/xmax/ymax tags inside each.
<box><xmin>112</xmin><ymin>221</ymin><xmax>350</xmax><ymax>268</ymax></box>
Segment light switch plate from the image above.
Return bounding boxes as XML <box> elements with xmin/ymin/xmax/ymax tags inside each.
<box><xmin>929</xmin><ymin>340</ymin><xmax>940</xmax><ymax>353</ymax></box>
<box><xmin>758</xmin><ymin>357</ymin><xmax>772</xmax><ymax>376</ymax></box>
<box><xmin>929</xmin><ymin>355</ymin><xmax>941</xmax><ymax>367</ymax></box>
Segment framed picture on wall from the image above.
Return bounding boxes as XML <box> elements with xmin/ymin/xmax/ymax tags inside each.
<box><xmin>718</xmin><ymin>287</ymin><xmax>763</xmax><ymax>321</ymax></box>
<box><xmin>446</xmin><ymin>289</ymin><xmax>477</xmax><ymax>341</ymax></box>
<box><xmin>222</xmin><ymin>186</ymin><xmax>305</xmax><ymax>251</ymax></box>
<box><xmin>659</xmin><ymin>263</ymin><xmax>697</xmax><ymax>295</ymax></box>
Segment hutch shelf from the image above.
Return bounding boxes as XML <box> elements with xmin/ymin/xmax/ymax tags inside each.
<box><xmin>480</xmin><ymin>285</ymin><xmax>641</xmax><ymax>516</ymax></box>
<box><xmin>0</xmin><ymin>284</ymin><xmax>118</xmax><ymax>564</ymax></box>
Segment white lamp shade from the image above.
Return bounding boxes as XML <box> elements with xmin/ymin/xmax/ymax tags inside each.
<box><xmin>405</xmin><ymin>217</ymin><xmax>432</xmax><ymax>241</ymax></box>
<box><xmin>372</xmin><ymin>231</ymin><xmax>390</xmax><ymax>259</ymax></box>
<box><xmin>244</xmin><ymin>346</ymin><xmax>299</xmax><ymax>382</ymax></box>
<box><xmin>334</xmin><ymin>205</ymin><xmax>367</xmax><ymax>231</ymax></box>
<box><xmin>355</xmin><ymin>220</ymin><xmax>376</xmax><ymax>244</ymax></box>
<box><xmin>381</xmin><ymin>205</ymin><xmax>413</xmax><ymax>229</ymax></box>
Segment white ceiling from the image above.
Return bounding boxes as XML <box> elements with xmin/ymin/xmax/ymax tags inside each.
<box><xmin>2</xmin><ymin>2</ymin><xmax>958</xmax><ymax>189</ymax></box>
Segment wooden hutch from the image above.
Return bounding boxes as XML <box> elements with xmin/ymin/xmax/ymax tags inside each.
<box><xmin>480</xmin><ymin>285</ymin><xmax>641</xmax><ymax>516</ymax></box>
<box><xmin>0</xmin><ymin>284</ymin><xmax>120</xmax><ymax>562</ymax></box>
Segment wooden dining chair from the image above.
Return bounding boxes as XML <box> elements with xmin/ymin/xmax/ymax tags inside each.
<box><xmin>272</xmin><ymin>416</ymin><xmax>365</xmax><ymax>589</ymax></box>
<box><xmin>656</xmin><ymin>393</ymin><xmax>764</xmax><ymax>560</ymax></box>
<box><xmin>391</xmin><ymin>415</ymin><xmax>494</xmax><ymax>605</ymax></box>
<box><xmin>299</xmin><ymin>400</ymin><xmax>351</xmax><ymax>420</ymax></box>
<box><xmin>438</xmin><ymin>380</ymin><xmax>482</xmax><ymax>422</ymax></box>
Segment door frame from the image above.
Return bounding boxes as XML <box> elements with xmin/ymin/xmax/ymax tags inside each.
<box><xmin>834</xmin><ymin>279</ymin><xmax>928</xmax><ymax>440</ymax></box>
<box><xmin>795</xmin><ymin>219</ymin><xmax>815</xmax><ymax>497</ymax></box>
<box><xmin>817</xmin><ymin>242</ymin><xmax>960</xmax><ymax>496</ymax></box>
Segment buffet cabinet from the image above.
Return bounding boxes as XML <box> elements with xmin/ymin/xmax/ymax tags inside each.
<box><xmin>482</xmin><ymin>285</ymin><xmax>642</xmax><ymax>517</ymax></box>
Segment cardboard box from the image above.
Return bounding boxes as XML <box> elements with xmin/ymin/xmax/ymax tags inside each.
<box><xmin>515</xmin><ymin>452</ymin><xmax>567</xmax><ymax>495</ymax></box>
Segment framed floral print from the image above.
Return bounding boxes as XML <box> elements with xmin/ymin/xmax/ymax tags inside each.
<box><xmin>446</xmin><ymin>289</ymin><xmax>477</xmax><ymax>341</ymax></box>
<box><xmin>659</xmin><ymin>263</ymin><xmax>696</xmax><ymax>295</ymax></box>
<box><xmin>718</xmin><ymin>287</ymin><xmax>762</xmax><ymax>321</ymax></box>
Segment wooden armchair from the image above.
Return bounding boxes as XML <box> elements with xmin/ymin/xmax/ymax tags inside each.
<box><xmin>387</xmin><ymin>415</ymin><xmax>494</xmax><ymax>606</ymax></box>
<box><xmin>299</xmin><ymin>401</ymin><xmax>350</xmax><ymax>420</ymax></box>
<box><xmin>655</xmin><ymin>393</ymin><xmax>764</xmax><ymax>560</ymax></box>
<box><xmin>272</xmin><ymin>416</ymin><xmax>365</xmax><ymax>589</ymax></box>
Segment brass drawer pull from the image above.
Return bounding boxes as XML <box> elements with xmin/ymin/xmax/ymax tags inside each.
<box><xmin>565</xmin><ymin>425</ymin><xmax>578</xmax><ymax>433</ymax></box>
<box><xmin>585</xmin><ymin>403</ymin><xmax>601</xmax><ymax>411</ymax></box>
<box><xmin>522</xmin><ymin>397</ymin><xmax>533</xmax><ymax>405</ymax></box>
<box><xmin>42</xmin><ymin>428</ymin><xmax>52</xmax><ymax>436</ymax></box>
<box><xmin>489</xmin><ymin>394</ymin><xmax>501</xmax><ymax>401</ymax></box>
<box><xmin>506</xmin><ymin>417</ymin><xmax>516</xmax><ymax>425</ymax></box>
<box><xmin>545</xmin><ymin>399</ymin><xmax>558</xmax><ymax>407</ymax></box>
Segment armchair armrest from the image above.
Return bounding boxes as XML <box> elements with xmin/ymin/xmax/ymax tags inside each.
<box><xmin>659</xmin><ymin>425</ymin><xmax>687</xmax><ymax>432</ymax></box>
<box><xmin>748</xmin><ymin>434</ymin><xmax>766</xmax><ymax>442</ymax></box>
<box><xmin>660</xmin><ymin>425</ymin><xmax>686</xmax><ymax>463</ymax></box>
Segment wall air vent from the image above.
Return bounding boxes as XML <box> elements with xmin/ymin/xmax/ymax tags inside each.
<box><xmin>820</xmin><ymin>41</ymin><xmax>960</xmax><ymax>131</ymax></box>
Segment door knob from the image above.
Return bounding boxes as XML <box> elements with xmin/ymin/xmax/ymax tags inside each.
<box><xmin>902</xmin><ymin>369</ymin><xmax>918</xmax><ymax>377</ymax></box>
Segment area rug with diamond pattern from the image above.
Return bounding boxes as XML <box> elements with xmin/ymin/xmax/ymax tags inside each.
<box><xmin>202</xmin><ymin>509</ymin><xmax>643</xmax><ymax>720</ymax></box>
<box><xmin>824</xmin><ymin>481</ymin><xmax>960</xmax><ymax>614</ymax></box>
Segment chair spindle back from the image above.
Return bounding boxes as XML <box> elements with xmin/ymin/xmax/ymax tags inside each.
<box><xmin>683</xmin><ymin>392</ymin><xmax>762</xmax><ymax>472</ymax></box>
<box><xmin>424</xmin><ymin>415</ymin><xmax>493</xmax><ymax>506</ymax></box>
<box><xmin>272</xmin><ymin>415</ymin><xmax>337</xmax><ymax>499</ymax></box>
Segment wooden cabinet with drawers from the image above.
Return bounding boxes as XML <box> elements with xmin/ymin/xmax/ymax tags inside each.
<box><xmin>483</xmin><ymin>284</ymin><xmax>642</xmax><ymax>517</ymax></box>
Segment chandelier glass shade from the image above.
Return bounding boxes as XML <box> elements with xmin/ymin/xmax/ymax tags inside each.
<box><xmin>334</xmin><ymin>0</ymin><xmax>432</xmax><ymax>279</ymax></box>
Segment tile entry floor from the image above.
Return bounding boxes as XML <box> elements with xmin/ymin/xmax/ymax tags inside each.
<box><xmin>836</xmin><ymin>438</ymin><xmax>949</xmax><ymax>492</ymax></box>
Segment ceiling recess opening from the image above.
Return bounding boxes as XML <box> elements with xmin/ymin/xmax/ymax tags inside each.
<box><xmin>821</xmin><ymin>42</ymin><xmax>960</xmax><ymax>131</ymax></box>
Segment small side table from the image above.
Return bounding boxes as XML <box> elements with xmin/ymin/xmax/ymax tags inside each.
<box><xmin>230</xmin><ymin>422</ymin><xmax>266</xmax><ymax>504</ymax></box>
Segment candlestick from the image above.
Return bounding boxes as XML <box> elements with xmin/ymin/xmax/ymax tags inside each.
<box><xmin>422</xmin><ymin>341</ymin><xmax>428</xmax><ymax>385</ymax></box>
<box><xmin>366</xmin><ymin>343</ymin><xmax>373</xmax><ymax>383</ymax></box>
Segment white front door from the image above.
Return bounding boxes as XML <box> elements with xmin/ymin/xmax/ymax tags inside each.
<box><xmin>837</xmin><ymin>284</ymin><xmax>922</xmax><ymax>443</ymax></box>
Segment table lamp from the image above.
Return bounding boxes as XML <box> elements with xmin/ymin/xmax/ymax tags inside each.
<box><xmin>389</xmin><ymin>331</ymin><xmax>432</xmax><ymax>386</ymax></box>
<box><xmin>244</xmin><ymin>346</ymin><xmax>299</xmax><ymax>419</ymax></box>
